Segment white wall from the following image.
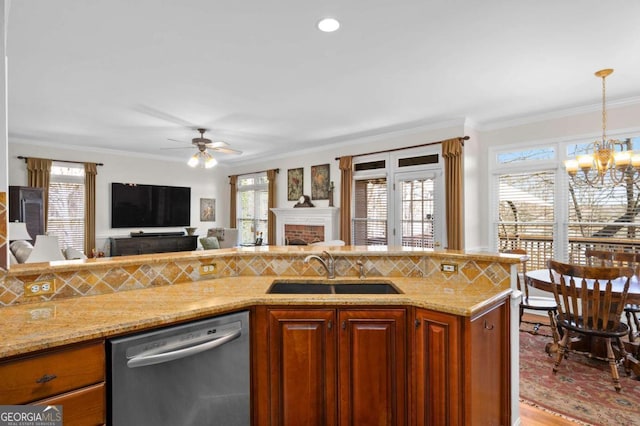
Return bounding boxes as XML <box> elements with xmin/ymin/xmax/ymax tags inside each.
<box><xmin>8</xmin><ymin>142</ymin><xmax>229</xmax><ymax>253</ymax></box>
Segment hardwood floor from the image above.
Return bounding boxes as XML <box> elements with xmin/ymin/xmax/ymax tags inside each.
<box><xmin>519</xmin><ymin>402</ymin><xmax>579</xmax><ymax>425</ymax></box>
<box><xmin>519</xmin><ymin>312</ymin><xmax>581</xmax><ymax>425</ymax></box>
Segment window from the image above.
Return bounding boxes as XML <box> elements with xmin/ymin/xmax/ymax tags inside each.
<box><xmin>353</xmin><ymin>178</ymin><xmax>388</xmax><ymax>245</ymax></box>
<box><xmin>400</xmin><ymin>177</ymin><xmax>436</xmax><ymax>248</ymax></box>
<box><xmin>492</xmin><ymin>136</ymin><xmax>640</xmax><ymax>268</ymax></box>
<box><xmin>497</xmin><ymin>171</ymin><xmax>555</xmax><ymax>270</ymax></box>
<box><xmin>48</xmin><ymin>162</ymin><xmax>85</xmax><ymax>250</ymax></box>
<box><xmin>237</xmin><ymin>173</ymin><xmax>268</xmax><ymax>244</ymax></box>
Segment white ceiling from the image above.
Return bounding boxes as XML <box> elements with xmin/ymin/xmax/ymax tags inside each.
<box><xmin>7</xmin><ymin>0</ymin><xmax>640</xmax><ymax>165</ymax></box>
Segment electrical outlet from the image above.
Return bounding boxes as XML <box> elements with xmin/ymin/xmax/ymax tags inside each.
<box><xmin>24</xmin><ymin>280</ymin><xmax>56</xmax><ymax>297</ymax></box>
<box><xmin>440</xmin><ymin>263</ymin><xmax>458</xmax><ymax>273</ymax></box>
<box><xmin>199</xmin><ymin>263</ymin><xmax>216</xmax><ymax>275</ymax></box>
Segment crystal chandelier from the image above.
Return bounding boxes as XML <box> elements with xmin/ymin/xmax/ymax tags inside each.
<box><xmin>564</xmin><ymin>69</ymin><xmax>640</xmax><ymax>187</ymax></box>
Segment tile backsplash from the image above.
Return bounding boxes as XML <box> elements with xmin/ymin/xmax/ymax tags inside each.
<box><xmin>0</xmin><ymin>249</ymin><xmax>512</xmax><ymax>307</ymax></box>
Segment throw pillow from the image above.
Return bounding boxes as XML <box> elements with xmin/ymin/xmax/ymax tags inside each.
<box><xmin>200</xmin><ymin>236</ymin><xmax>220</xmax><ymax>250</ymax></box>
<box><xmin>207</xmin><ymin>228</ymin><xmax>225</xmax><ymax>241</ymax></box>
<box><xmin>10</xmin><ymin>240</ymin><xmax>34</xmax><ymax>263</ymax></box>
<box><xmin>65</xmin><ymin>247</ymin><xmax>88</xmax><ymax>260</ymax></box>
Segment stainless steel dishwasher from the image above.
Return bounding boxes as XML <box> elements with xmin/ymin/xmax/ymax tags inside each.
<box><xmin>108</xmin><ymin>310</ymin><xmax>250</xmax><ymax>426</ymax></box>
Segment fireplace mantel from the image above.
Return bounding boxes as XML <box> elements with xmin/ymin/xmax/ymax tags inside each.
<box><xmin>270</xmin><ymin>207</ymin><xmax>340</xmax><ymax>245</ymax></box>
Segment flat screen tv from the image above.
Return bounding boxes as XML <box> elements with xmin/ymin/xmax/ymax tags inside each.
<box><xmin>111</xmin><ymin>183</ymin><xmax>191</xmax><ymax>228</ymax></box>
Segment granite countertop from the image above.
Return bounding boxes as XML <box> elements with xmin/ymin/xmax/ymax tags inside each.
<box><xmin>0</xmin><ymin>274</ymin><xmax>512</xmax><ymax>359</ymax></box>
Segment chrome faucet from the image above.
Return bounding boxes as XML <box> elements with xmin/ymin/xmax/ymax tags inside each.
<box><xmin>304</xmin><ymin>251</ymin><xmax>336</xmax><ymax>279</ymax></box>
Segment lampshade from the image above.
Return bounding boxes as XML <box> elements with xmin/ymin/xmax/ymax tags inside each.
<box><xmin>8</xmin><ymin>222</ymin><xmax>32</xmax><ymax>241</ymax></box>
<box><xmin>26</xmin><ymin>235</ymin><xmax>66</xmax><ymax>263</ymax></box>
<box><xmin>188</xmin><ymin>150</ymin><xmax>218</xmax><ymax>168</ymax></box>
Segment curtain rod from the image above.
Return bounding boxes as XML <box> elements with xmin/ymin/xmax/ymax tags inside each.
<box><xmin>334</xmin><ymin>136</ymin><xmax>469</xmax><ymax>161</ymax></box>
<box><xmin>228</xmin><ymin>168</ymin><xmax>279</xmax><ymax>178</ymax></box>
<box><xmin>17</xmin><ymin>156</ymin><xmax>104</xmax><ymax>166</ymax></box>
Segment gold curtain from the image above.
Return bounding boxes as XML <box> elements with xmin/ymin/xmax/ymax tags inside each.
<box><xmin>229</xmin><ymin>175</ymin><xmax>237</xmax><ymax>228</ymax></box>
<box><xmin>266</xmin><ymin>169</ymin><xmax>278</xmax><ymax>245</ymax></box>
<box><xmin>84</xmin><ymin>163</ymin><xmax>98</xmax><ymax>255</ymax></box>
<box><xmin>339</xmin><ymin>156</ymin><xmax>353</xmax><ymax>245</ymax></box>
<box><xmin>26</xmin><ymin>158</ymin><xmax>52</xmax><ymax>230</ymax></box>
<box><xmin>442</xmin><ymin>138</ymin><xmax>464</xmax><ymax>250</ymax></box>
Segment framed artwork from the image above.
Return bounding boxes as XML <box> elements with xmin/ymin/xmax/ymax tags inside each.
<box><xmin>311</xmin><ymin>163</ymin><xmax>330</xmax><ymax>200</ymax></box>
<box><xmin>200</xmin><ymin>198</ymin><xmax>216</xmax><ymax>222</ymax></box>
<box><xmin>287</xmin><ymin>167</ymin><xmax>304</xmax><ymax>201</ymax></box>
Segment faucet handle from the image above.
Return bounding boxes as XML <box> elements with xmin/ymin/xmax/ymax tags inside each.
<box><xmin>356</xmin><ymin>260</ymin><xmax>366</xmax><ymax>279</ymax></box>
<box><xmin>322</xmin><ymin>250</ymin><xmax>334</xmax><ymax>261</ymax></box>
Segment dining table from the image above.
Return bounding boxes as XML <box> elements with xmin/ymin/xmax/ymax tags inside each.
<box><xmin>525</xmin><ymin>268</ymin><xmax>640</xmax><ymax>305</ymax></box>
<box><xmin>525</xmin><ymin>268</ymin><xmax>640</xmax><ymax>377</ymax></box>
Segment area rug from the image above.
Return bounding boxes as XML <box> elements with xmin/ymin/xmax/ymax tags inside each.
<box><xmin>519</xmin><ymin>330</ymin><xmax>640</xmax><ymax>425</ymax></box>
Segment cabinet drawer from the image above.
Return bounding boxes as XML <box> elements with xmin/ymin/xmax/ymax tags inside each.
<box><xmin>34</xmin><ymin>382</ymin><xmax>105</xmax><ymax>426</ymax></box>
<box><xmin>0</xmin><ymin>341</ymin><xmax>105</xmax><ymax>404</ymax></box>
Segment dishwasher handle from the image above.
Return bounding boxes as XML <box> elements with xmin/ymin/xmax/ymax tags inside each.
<box><xmin>127</xmin><ymin>328</ymin><xmax>242</xmax><ymax>368</ymax></box>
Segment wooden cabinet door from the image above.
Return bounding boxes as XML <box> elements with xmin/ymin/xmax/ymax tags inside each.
<box><xmin>338</xmin><ymin>309</ymin><xmax>407</xmax><ymax>426</ymax></box>
<box><xmin>412</xmin><ymin>309</ymin><xmax>461</xmax><ymax>426</ymax></box>
<box><xmin>267</xmin><ymin>309</ymin><xmax>337</xmax><ymax>426</ymax></box>
<box><xmin>464</xmin><ymin>302</ymin><xmax>510</xmax><ymax>426</ymax></box>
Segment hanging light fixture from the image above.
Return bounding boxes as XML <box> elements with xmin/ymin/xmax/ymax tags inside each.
<box><xmin>187</xmin><ymin>147</ymin><xmax>217</xmax><ymax>168</ymax></box>
<box><xmin>187</xmin><ymin>128</ymin><xmax>218</xmax><ymax>168</ymax></box>
<box><xmin>564</xmin><ymin>69</ymin><xmax>640</xmax><ymax>187</ymax></box>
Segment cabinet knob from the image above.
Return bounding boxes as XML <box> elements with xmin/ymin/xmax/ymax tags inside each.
<box><xmin>484</xmin><ymin>320</ymin><xmax>494</xmax><ymax>330</ymax></box>
<box><xmin>341</xmin><ymin>320</ymin><xmax>347</xmax><ymax>330</ymax></box>
<box><xmin>36</xmin><ymin>373</ymin><xmax>57</xmax><ymax>384</ymax></box>
<box><xmin>328</xmin><ymin>320</ymin><xmax>333</xmax><ymax>330</ymax></box>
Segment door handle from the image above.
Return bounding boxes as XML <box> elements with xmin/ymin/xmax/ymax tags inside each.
<box><xmin>127</xmin><ymin>329</ymin><xmax>242</xmax><ymax>368</ymax></box>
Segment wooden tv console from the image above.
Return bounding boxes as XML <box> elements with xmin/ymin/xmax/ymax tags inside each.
<box><xmin>109</xmin><ymin>235</ymin><xmax>198</xmax><ymax>256</ymax></box>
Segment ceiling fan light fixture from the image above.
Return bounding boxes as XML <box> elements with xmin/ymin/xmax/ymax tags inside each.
<box><xmin>317</xmin><ymin>17</ymin><xmax>340</xmax><ymax>32</ymax></box>
<box><xmin>187</xmin><ymin>150</ymin><xmax>217</xmax><ymax>168</ymax></box>
<box><xmin>204</xmin><ymin>153</ymin><xmax>218</xmax><ymax>168</ymax></box>
<box><xmin>187</xmin><ymin>154</ymin><xmax>200</xmax><ymax>168</ymax></box>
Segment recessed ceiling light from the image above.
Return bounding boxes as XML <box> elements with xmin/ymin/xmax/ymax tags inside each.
<box><xmin>317</xmin><ymin>17</ymin><xmax>340</xmax><ymax>33</ymax></box>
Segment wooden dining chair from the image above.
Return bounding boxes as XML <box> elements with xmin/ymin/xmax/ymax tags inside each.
<box><xmin>504</xmin><ymin>249</ymin><xmax>560</xmax><ymax>346</ymax></box>
<box><xmin>548</xmin><ymin>260</ymin><xmax>634</xmax><ymax>392</ymax></box>
<box><xmin>585</xmin><ymin>249</ymin><xmax>640</xmax><ymax>342</ymax></box>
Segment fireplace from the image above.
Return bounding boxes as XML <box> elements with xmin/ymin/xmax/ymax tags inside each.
<box><xmin>270</xmin><ymin>207</ymin><xmax>340</xmax><ymax>246</ymax></box>
<box><xmin>284</xmin><ymin>224</ymin><xmax>325</xmax><ymax>245</ymax></box>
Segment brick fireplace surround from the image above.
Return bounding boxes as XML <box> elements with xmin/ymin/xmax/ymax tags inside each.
<box><xmin>284</xmin><ymin>224</ymin><xmax>324</xmax><ymax>245</ymax></box>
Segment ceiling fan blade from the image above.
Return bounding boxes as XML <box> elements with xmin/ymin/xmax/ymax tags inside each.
<box><xmin>208</xmin><ymin>141</ymin><xmax>229</xmax><ymax>148</ymax></box>
<box><xmin>167</xmin><ymin>138</ymin><xmax>187</xmax><ymax>143</ymax></box>
<box><xmin>210</xmin><ymin>147</ymin><xmax>243</xmax><ymax>155</ymax></box>
<box><xmin>160</xmin><ymin>146</ymin><xmax>194</xmax><ymax>150</ymax></box>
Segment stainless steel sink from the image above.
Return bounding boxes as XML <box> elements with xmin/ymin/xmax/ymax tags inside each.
<box><xmin>267</xmin><ymin>280</ymin><xmax>402</xmax><ymax>294</ymax></box>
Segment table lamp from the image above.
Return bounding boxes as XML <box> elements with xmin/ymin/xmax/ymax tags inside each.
<box><xmin>8</xmin><ymin>222</ymin><xmax>32</xmax><ymax>241</ymax></box>
<box><xmin>26</xmin><ymin>235</ymin><xmax>66</xmax><ymax>263</ymax></box>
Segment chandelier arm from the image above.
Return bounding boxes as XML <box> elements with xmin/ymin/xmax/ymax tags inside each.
<box><xmin>602</xmin><ymin>72</ymin><xmax>607</xmax><ymax>143</ymax></box>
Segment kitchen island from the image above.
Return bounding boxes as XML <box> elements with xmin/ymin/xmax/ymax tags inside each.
<box><xmin>0</xmin><ymin>246</ymin><xmax>523</xmax><ymax>425</ymax></box>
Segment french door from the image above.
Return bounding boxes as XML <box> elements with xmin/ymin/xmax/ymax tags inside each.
<box><xmin>351</xmin><ymin>148</ymin><xmax>445</xmax><ymax>248</ymax></box>
<box><xmin>393</xmin><ymin>171</ymin><xmax>445</xmax><ymax>248</ymax></box>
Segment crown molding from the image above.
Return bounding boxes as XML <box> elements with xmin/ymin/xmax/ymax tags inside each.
<box><xmin>476</xmin><ymin>96</ymin><xmax>640</xmax><ymax>132</ymax></box>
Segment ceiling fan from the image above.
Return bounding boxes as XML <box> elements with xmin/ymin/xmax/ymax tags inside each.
<box><xmin>167</xmin><ymin>128</ymin><xmax>242</xmax><ymax>168</ymax></box>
